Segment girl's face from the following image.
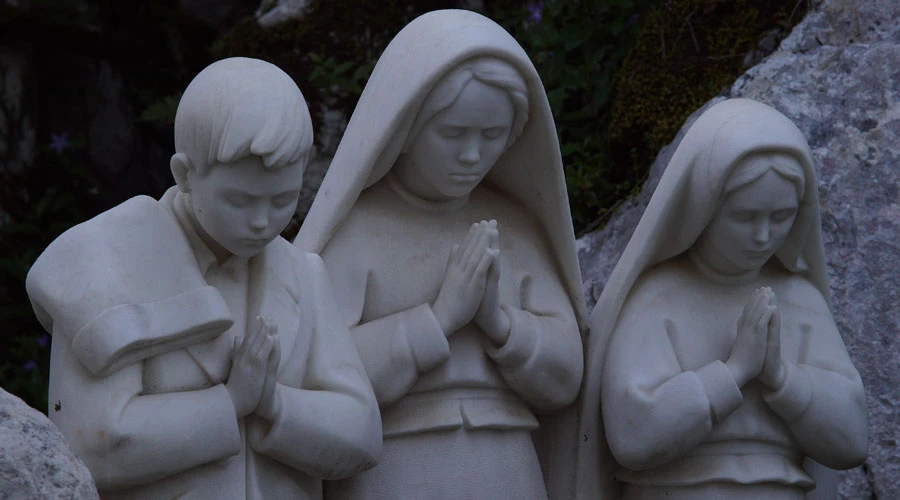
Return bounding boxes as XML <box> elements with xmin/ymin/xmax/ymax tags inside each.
<box><xmin>393</xmin><ymin>79</ymin><xmax>515</xmax><ymax>202</ymax></box>
<box><xmin>694</xmin><ymin>168</ymin><xmax>800</xmax><ymax>275</ymax></box>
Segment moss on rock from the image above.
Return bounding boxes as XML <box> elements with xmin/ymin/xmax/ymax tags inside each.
<box><xmin>608</xmin><ymin>0</ymin><xmax>806</xmax><ymax>187</ymax></box>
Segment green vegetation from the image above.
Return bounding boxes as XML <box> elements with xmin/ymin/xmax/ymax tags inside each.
<box><xmin>608</xmin><ymin>0</ymin><xmax>807</xmax><ymax>194</ymax></box>
<box><xmin>487</xmin><ymin>0</ymin><xmax>660</xmax><ymax>232</ymax></box>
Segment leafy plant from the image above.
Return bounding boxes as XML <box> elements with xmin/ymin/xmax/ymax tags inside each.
<box><xmin>0</xmin><ymin>137</ymin><xmax>106</xmax><ymax>413</ymax></box>
<box><xmin>488</xmin><ymin>0</ymin><xmax>661</xmax><ymax>232</ymax></box>
<box><xmin>608</xmin><ymin>0</ymin><xmax>807</xmax><ymax>195</ymax></box>
<box><xmin>140</xmin><ymin>92</ymin><xmax>182</xmax><ymax>126</ymax></box>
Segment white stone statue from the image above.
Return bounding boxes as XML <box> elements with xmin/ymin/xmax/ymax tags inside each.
<box><xmin>576</xmin><ymin>98</ymin><xmax>868</xmax><ymax>499</ymax></box>
<box><xmin>25</xmin><ymin>57</ymin><xmax>381</xmax><ymax>500</ymax></box>
<box><xmin>294</xmin><ymin>9</ymin><xmax>585</xmax><ymax>500</ymax></box>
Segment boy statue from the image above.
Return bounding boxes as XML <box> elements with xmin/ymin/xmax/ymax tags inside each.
<box><xmin>25</xmin><ymin>57</ymin><xmax>381</xmax><ymax>500</ymax></box>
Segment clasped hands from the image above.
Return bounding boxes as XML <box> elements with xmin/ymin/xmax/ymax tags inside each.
<box><xmin>431</xmin><ymin>220</ymin><xmax>511</xmax><ymax>347</ymax></box>
<box><xmin>224</xmin><ymin>316</ymin><xmax>282</xmax><ymax>421</ymax></box>
<box><xmin>725</xmin><ymin>287</ymin><xmax>789</xmax><ymax>391</ymax></box>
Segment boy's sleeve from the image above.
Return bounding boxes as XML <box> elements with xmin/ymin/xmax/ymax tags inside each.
<box><xmin>48</xmin><ymin>339</ymin><xmax>242</xmax><ymax>491</ymax></box>
<box><xmin>248</xmin><ymin>253</ymin><xmax>382</xmax><ymax>479</ymax></box>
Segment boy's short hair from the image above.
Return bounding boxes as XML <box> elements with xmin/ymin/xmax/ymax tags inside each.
<box><xmin>174</xmin><ymin>57</ymin><xmax>313</xmax><ymax>174</ymax></box>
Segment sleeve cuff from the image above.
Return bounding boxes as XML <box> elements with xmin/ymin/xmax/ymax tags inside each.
<box><xmin>72</xmin><ymin>286</ymin><xmax>233</xmax><ymax>376</ymax></box>
<box><xmin>404</xmin><ymin>304</ymin><xmax>451</xmax><ymax>372</ymax></box>
<box><xmin>202</xmin><ymin>384</ymin><xmax>243</xmax><ymax>453</ymax></box>
<box><xmin>248</xmin><ymin>385</ymin><xmax>381</xmax><ymax>478</ymax></box>
<box><xmin>763</xmin><ymin>363</ymin><xmax>813</xmax><ymax>421</ymax></box>
<box><xmin>695</xmin><ymin>361</ymin><xmax>743</xmax><ymax>423</ymax></box>
<box><xmin>251</xmin><ymin>384</ymin><xmax>287</xmax><ymax>445</ymax></box>
<box><xmin>485</xmin><ymin>305</ymin><xmax>537</xmax><ymax>367</ymax></box>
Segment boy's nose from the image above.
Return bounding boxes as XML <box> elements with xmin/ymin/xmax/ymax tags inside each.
<box><xmin>250</xmin><ymin>209</ymin><xmax>269</xmax><ymax>231</ymax></box>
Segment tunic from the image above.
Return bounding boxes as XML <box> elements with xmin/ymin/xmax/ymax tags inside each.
<box><xmin>322</xmin><ymin>175</ymin><xmax>583</xmax><ymax>499</ymax></box>
<box><xmin>602</xmin><ymin>256</ymin><xmax>868</xmax><ymax>499</ymax></box>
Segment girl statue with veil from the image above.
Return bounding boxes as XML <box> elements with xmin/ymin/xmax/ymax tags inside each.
<box><xmin>576</xmin><ymin>98</ymin><xmax>867</xmax><ymax>499</ymax></box>
<box><xmin>294</xmin><ymin>9</ymin><xmax>586</xmax><ymax>500</ymax></box>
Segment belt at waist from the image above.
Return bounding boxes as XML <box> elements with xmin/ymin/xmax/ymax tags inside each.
<box><xmin>616</xmin><ymin>440</ymin><xmax>813</xmax><ymax>489</ymax></box>
<box><xmin>381</xmin><ymin>388</ymin><xmax>539</xmax><ymax>438</ymax></box>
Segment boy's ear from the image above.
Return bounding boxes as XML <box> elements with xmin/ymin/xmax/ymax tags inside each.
<box><xmin>170</xmin><ymin>153</ymin><xmax>193</xmax><ymax>192</ymax></box>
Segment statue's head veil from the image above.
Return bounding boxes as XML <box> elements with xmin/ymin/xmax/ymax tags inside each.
<box><xmin>575</xmin><ymin>98</ymin><xmax>826</xmax><ymax>497</ymax></box>
<box><xmin>296</xmin><ymin>9</ymin><xmax>586</xmax><ymax>327</ymax></box>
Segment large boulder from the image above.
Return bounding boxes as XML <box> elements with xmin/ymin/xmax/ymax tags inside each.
<box><xmin>0</xmin><ymin>387</ymin><xmax>98</xmax><ymax>500</ymax></box>
<box><xmin>578</xmin><ymin>0</ymin><xmax>900</xmax><ymax>498</ymax></box>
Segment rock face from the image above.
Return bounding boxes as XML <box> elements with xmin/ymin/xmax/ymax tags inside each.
<box><xmin>578</xmin><ymin>0</ymin><xmax>900</xmax><ymax>497</ymax></box>
<box><xmin>255</xmin><ymin>0</ymin><xmax>311</xmax><ymax>27</ymax></box>
<box><xmin>0</xmin><ymin>387</ymin><xmax>98</xmax><ymax>500</ymax></box>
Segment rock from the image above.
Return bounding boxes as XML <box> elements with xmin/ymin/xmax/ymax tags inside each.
<box><xmin>0</xmin><ymin>387</ymin><xmax>98</xmax><ymax>500</ymax></box>
<box><xmin>578</xmin><ymin>0</ymin><xmax>900</xmax><ymax>497</ymax></box>
<box><xmin>254</xmin><ymin>0</ymin><xmax>312</xmax><ymax>27</ymax></box>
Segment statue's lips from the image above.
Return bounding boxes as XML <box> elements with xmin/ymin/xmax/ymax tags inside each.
<box><xmin>240</xmin><ymin>238</ymin><xmax>269</xmax><ymax>246</ymax></box>
<box><xmin>449</xmin><ymin>173</ymin><xmax>481</xmax><ymax>181</ymax></box>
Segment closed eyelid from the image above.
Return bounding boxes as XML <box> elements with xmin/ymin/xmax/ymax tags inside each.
<box><xmin>272</xmin><ymin>193</ymin><xmax>299</xmax><ymax>206</ymax></box>
<box><xmin>483</xmin><ymin>126</ymin><xmax>507</xmax><ymax>138</ymax></box>
<box><xmin>224</xmin><ymin>191</ymin><xmax>254</xmax><ymax>202</ymax></box>
<box><xmin>771</xmin><ymin>208</ymin><xmax>798</xmax><ymax>221</ymax></box>
<box><xmin>439</xmin><ymin>126</ymin><xmax>465</xmax><ymax>137</ymax></box>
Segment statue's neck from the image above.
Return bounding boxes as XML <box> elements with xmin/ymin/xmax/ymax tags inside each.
<box><xmin>386</xmin><ymin>170</ymin><xmax>470</xmax><ymax>213</ymax></box>
<box><xmin>686</xmin><ymin>247</ymin><xmax>761</xmax><ymax>285</ymax></box>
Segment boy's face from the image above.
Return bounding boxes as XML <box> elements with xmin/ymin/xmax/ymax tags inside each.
<box><xmin>188</xmin><ymin>156</ymin><xmax>304</xmax><ymax>258</ymax></box>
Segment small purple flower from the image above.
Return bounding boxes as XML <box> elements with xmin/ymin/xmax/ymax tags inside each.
<box><xmin>49</xmin><ymin>133</ymin><xmax>70</xmax><ymax>155</ymax></box>
<box><xmin>527</xmin><ymin>1</ymin><xmax>543</xmax><ymax>23</ymax></box>
<box><xmin>23</xmin><ymin>360</ymin><xmax>36</xmax><ymax>371</ymax></box>
<box><xmin>37</xmin><ymin>334</ymin><xmax>50</xmax><ymax>348</ymax></box>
